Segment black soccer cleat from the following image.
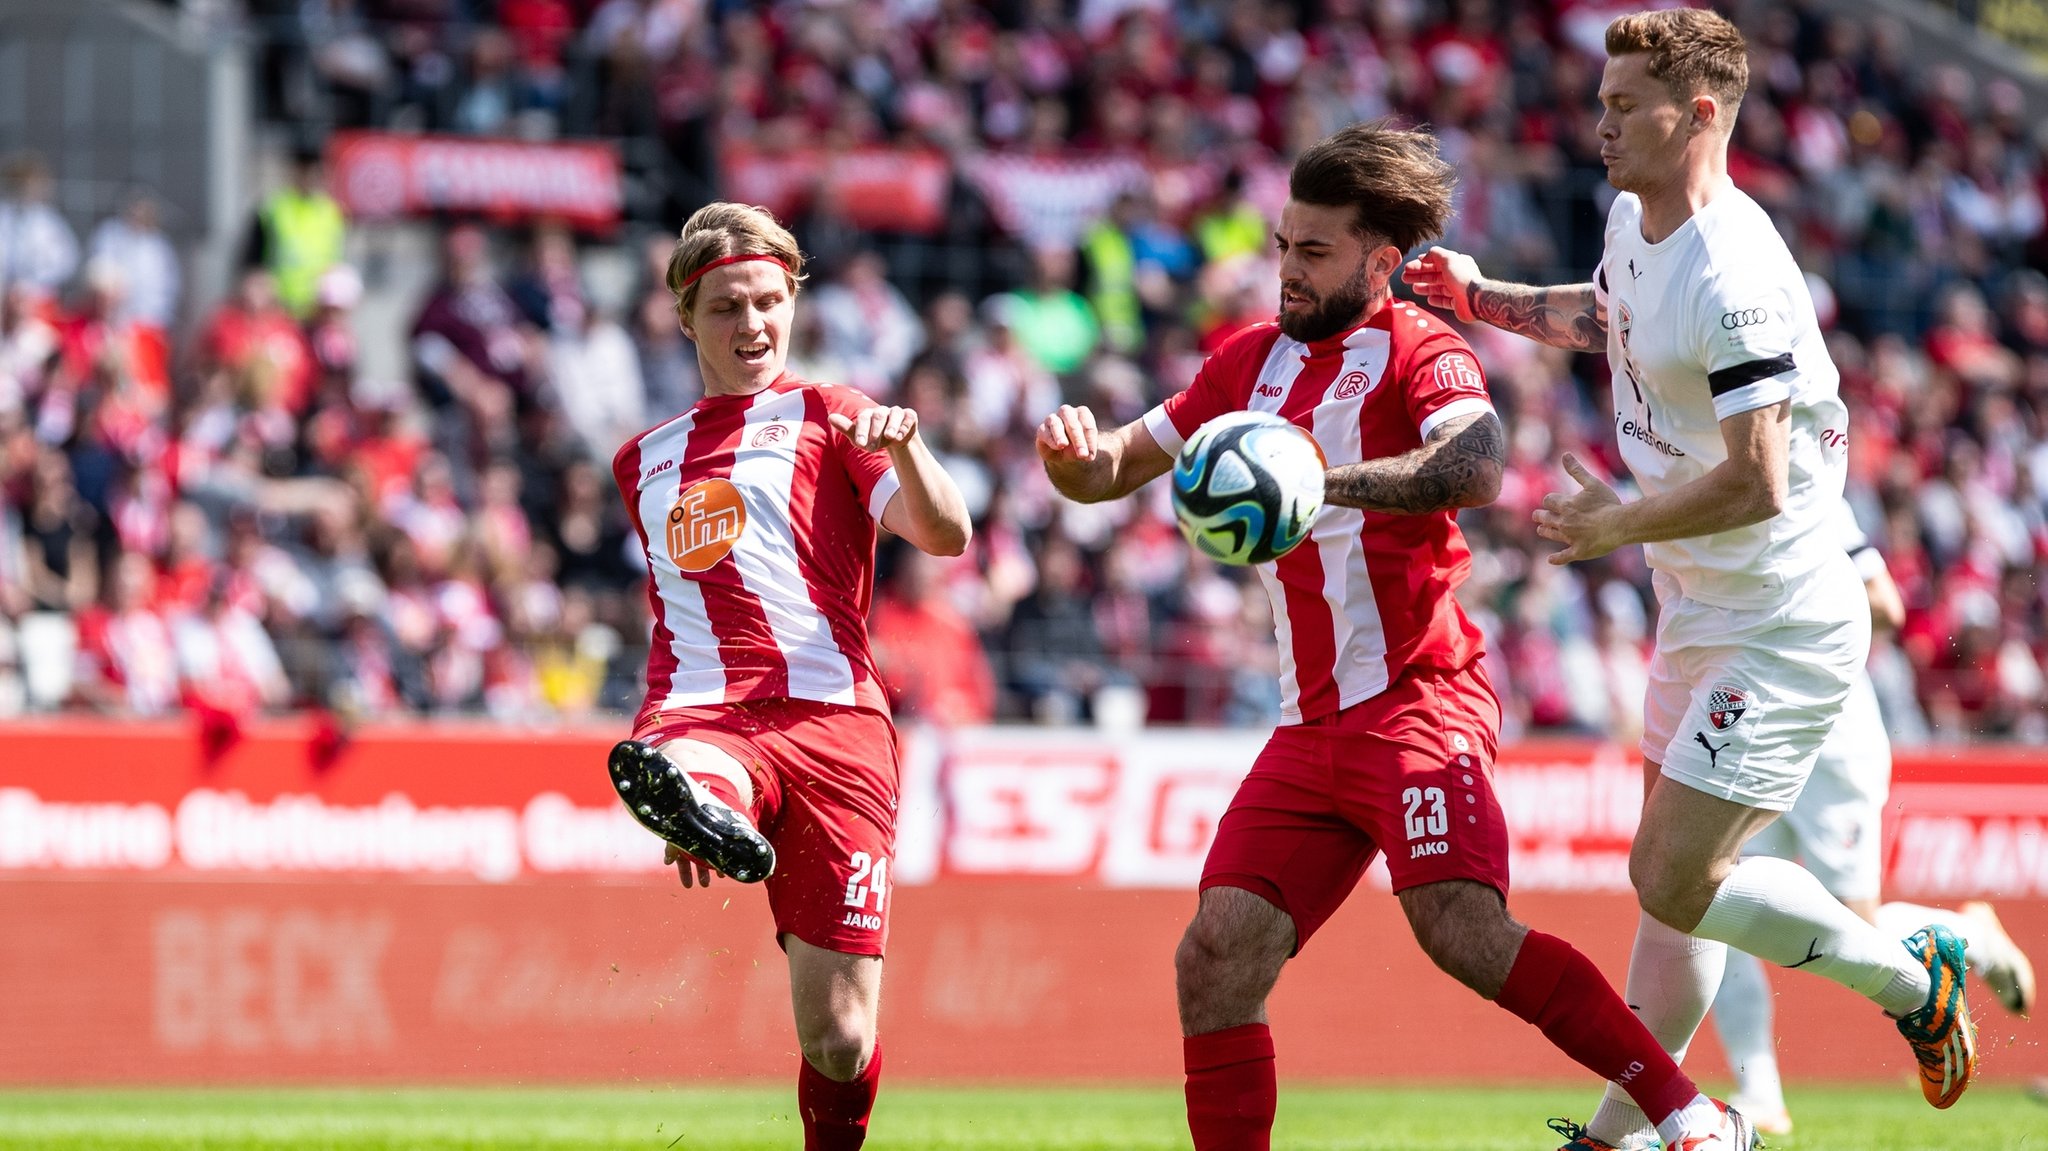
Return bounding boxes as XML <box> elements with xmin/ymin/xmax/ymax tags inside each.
<box><xmin>608</xmin><ymin>739</ymin><xmax>775</xmax><ymax>883</ymax></box>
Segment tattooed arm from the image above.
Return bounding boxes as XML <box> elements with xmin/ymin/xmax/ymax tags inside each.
<box><xmin>1403</xmin><ymin>247</ymin><xmax>1607</xmax><ymax>352</ymax></box>
<box><xmin>1323</xmin><ymin>412</ymin><xmax>1506</xmax><ymax>515</ymax></box>
<box><xmin>1468</xmin><ymin>282</ymin><xmax>1605</xmax><ymax>351</ymax></box>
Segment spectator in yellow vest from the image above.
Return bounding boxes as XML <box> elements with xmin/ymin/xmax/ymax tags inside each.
<box><xmin>243</xmin><ymin>143</ymin><xmax>346</xmax><ymax>319</ymax></box>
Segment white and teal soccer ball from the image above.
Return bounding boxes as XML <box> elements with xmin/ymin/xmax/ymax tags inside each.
<box><xmin>1170</xmin><ymin>411</ymin><xmax>1326</xmax><ymax>566</ymax></box>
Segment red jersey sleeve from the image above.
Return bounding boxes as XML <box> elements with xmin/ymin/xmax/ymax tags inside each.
<box><xmin>815</xmin><ymin>382</ymin><xmax>900</xmax><ymax>521</ymax></box>
<box><xmin>1401</xmin><ymin>325</ymin><xmax>1496</xmax><ymax>441</ymax></box>
<box><xmin>1141</xmin><ymin>323</ymin><xmax>1278</xmax><ymax>454</ymax></box>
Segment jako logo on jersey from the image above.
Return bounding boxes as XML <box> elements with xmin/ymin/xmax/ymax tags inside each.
<box><xmin>1706</xmin><ymin>682</ymin><xmax>1750</xmax><ymax>730</ymax></box>
<box><xmin>1334</xmin><ymin>370</ymin><xmax>1371</xmax><ymax>399</ymax></box>
<box><xmin>751</xmin><ymin>422</ymin><xmax>793</xmax><ymax>447</ymax></box>
<box><xmin>1720</xmin><ymin>308</ymin><xmax>1769</xmax><ymax>329</ymax></box>
<box><xmin>1432</xmin><ymin>354</ymin><xmax>1481</xmax><ymax>392</ymax></box>
<box><xmin>643</xmin><ymin>458</ymin><xmax>674</xmax><ymax>479</ymax></box>
<box><xmin>1255</xmin><ymin>381</ymin><xmax>1285</xmax><ymax>398</ymax></box>
<box><xmin>667</xmin><ymin>478</ymin><xmax>746</xmax><ymax>573</ymax></box>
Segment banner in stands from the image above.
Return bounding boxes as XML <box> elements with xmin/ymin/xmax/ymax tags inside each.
<box><xmin>1</xmin><ymin>720</ymin><xmax>2043</xmax><ymax>899</ymax></box>
<box><xmin>327</xmin><ymin>132</ymin><xmax>622</xmax><ymax>231</ymax></box>
<box><xmin>719</xmin><ymin>146</ymin><xmax>952</xmax><ymax>235</ymax></box>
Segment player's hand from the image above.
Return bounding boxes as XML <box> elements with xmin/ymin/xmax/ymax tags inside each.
<box><xmin>1402</xmin><ymin>246</ymin><xmax>1483</xmax><ymax>323</ymax></box>
<box><xmin>664</xmin><ymin>842</ymin><xmax>720</xmax><ymax>888</ymax></box>
<box><xmin>1534</xmin><ymin>453</ymin><xmax>1625</xmax><ymax>565</ymax></box>
<box><xmin>831</xmin><ymin>406</ymin><xmax>920</xmax><ymax>453</ymax></box>
<box><xmin>1035</xmin><ymin>404</ymin><xmax>1099</xmax><ymax>463</ymax></box>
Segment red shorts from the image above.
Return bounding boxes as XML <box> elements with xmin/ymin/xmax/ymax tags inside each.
<box><xmin>635</xmin><ymin>698</ymin><xmax>899</xmax><ymax>957</ymax></box>
<box><xmin>1200</xmin><ymin>661</ymin><xmax>1509</xmax><ymax>951</ymax></box>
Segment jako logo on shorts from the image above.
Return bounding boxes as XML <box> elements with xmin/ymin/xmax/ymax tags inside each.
<box><xmin>668</xmin><ymin>478</ymin><xmax>746</xmax><ymax>572</ymax></box>
<box><xmin>1706</xmin><ymin>682</ymin><xmax>1749</xmax><ymax>730</ymax></box>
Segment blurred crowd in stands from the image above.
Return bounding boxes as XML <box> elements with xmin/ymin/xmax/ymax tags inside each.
<box><xmin>1</xmin><ymin>0</ymin><xmax>2044</xmax><ymax>743</ymax></box>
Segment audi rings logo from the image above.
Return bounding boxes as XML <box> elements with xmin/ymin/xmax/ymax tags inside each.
<box><xmin>1720</xmin><ymin>308</ymin><xmax>1769</xmax><ymax>330</ymax></box>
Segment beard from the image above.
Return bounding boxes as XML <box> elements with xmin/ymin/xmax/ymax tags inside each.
<box><xmin>1276</xmin><ymin>261</ymin><xmax>1374</xmax><ymax>343</ymax></box>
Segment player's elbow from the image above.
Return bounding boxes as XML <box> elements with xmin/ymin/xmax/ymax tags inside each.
<box><xmin>1457</xmin><ymin>459</ymin><xmax>1504</xmax><ymax>508</ymax></box>
<box><xmin>920</xmin><ymin>517</ymin><xmax>972</xmax><ymax>558</ymax></box>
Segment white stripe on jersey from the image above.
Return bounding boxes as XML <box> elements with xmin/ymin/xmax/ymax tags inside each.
<box><xmin>1245</xmin><ymin>339</ymin><xmax>1310</xmax><ymax>707</ymax></box>
<box><xmin>636</xmin><ymin>412</ymin><xmax>730</xmax><ymax>706</ymax></box>
<box><xmin>1308</xmin><ymin>326</ymin><xmax>1391</xmax><ymax>709</ymax></box>
<box><xmin>730</xmin><ymin>393</ymin><xmax>859</xmax><ymax>706</ymax></box>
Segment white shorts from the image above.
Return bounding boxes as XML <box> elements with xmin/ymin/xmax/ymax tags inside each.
<box><xmin>1642</xmin><ymin>556</ymin><xmax>1870</xmax><ymax>812</ymax></box>
<box><xmin>1740</xmin><ymin>670</ymin><xmax>1890</xmax><ymax>899</ymax></box>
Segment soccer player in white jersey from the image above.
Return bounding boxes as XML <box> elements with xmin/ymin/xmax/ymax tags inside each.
<box><xmin>1404</xmin><ymin>9</ymin><xmax>1978</xmax><ymax>1147</ymax></box>
<box><xmin>604</xmin><ymin>202</ymin><xmax>970</xmax><ymax>1151</ymax></box>
<box><xmin>1709</xmin><ymin>501</ymin><xmax>2037</xmax><ymax>1136</ymax></box>
<box><xmin>1040</xmin><ymin>121</ymin><xmax>1755</xmax><ymax>1151</ymax></box>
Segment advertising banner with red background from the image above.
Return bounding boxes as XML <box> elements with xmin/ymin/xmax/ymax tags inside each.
<box><xmin>327</xmin><ymin>132</ymin><xmax>622</xmax><ymax>232</ymax></box>
<box><xmin>0</xmin><ymin>719</ymin><xmax>2041</xmax><ymax>1084</ymax></box>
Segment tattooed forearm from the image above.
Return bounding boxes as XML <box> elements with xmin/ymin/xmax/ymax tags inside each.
<box><xmin>1323</xmin><ymin>413</ymin><xmax>1506</xmax><ymax>514</ymax></box>
<box><xmin>1469</xmin><ymin>281</ymin><xmax>1605</xmax><ymax>351</ymax></box>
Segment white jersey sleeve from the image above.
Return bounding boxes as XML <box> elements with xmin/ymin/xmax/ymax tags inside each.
<box><xmin>1693</xmin><ymin>265</ymin><xmax>1801</xmax><ymax>421</ymax></box>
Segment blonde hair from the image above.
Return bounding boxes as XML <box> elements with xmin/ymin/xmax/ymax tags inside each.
<box><xmin>1606</xmin><ymin>8</ymin><xmax>1750</xmax><ymax>124</ymax></box>
<box><xmin>665</xmin><ymin>202</ymin><xmax>807</xmax><ymax>315</ymax></box>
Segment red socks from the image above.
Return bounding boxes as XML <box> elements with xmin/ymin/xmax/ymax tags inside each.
<box><xmin>1183</xmin><ymin>1023</ymin><xmax>1277</xmax><ymax>1151</ymax></box>
<box><xmin>798</xmin><ymin>1042</ymin><xmax>882</xmax><ymax>1151</ymax></box>
<box><xmin>1496</xmin><ymin>930</ymin><xmax>1698</xmax><ymax>1126</ymax></box>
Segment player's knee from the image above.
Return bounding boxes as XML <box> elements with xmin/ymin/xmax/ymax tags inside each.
<box><xmin>799</xmin><ymin>1020</ymin><xmax>875</xmax><ymax>1082</ymax></box>
<box><xmin>1174</xmin><ymin>909</ymin><xmax>1284</xmax><ymax>1006</ymax></box>
<box><xmin>1630</xmin><ymin>851</ymin><xmax>1713</xmax><ymax>931</ymax></box>
<box><xmin>1407</xmin><ymin>902</ymin><xmax>1515</xmax><ymax>997</ymax></box>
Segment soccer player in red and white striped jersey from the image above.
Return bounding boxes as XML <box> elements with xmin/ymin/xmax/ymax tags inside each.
<box><xmin>1037</xmin><ymin>123</ymin><xmax>1752</xmax><ymax>1151</ymax></box>
<box><xmin>607</xmin><ymin>202</ymin><xmax>969</xmax><ymax>1151</ymax></box>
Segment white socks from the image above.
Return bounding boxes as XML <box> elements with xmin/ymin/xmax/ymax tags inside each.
<box><xmin>1694</xmin><ymin>856</ymin><xmax>1930</xmax><ymax>1016</ymax></box>
<box><xmin>1587</xmin><ymin>913</ymin><xmax>1728</xmax><ymax>1144</ymax></box>
<box><xmin>1711</xmin><ymin>949</ymin><xmax>1785</xmax><ymax>1112</ymax></box>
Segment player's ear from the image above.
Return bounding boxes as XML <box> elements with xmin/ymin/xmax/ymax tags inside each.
<box><xmin>1692</xmin><ymin>94</ymin><xmax>1719</xmax><ymax>136</ymax></box>
<box><xmin>1370</xmin><ymin>242</ymin><xmax>1404</xmax><ymax>285</ymax></box>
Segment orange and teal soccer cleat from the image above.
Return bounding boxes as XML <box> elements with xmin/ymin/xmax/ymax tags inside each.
<box><xmin>608</xmin><ymin>739</ymin><xmax>775</xmax><ymax>883</ymax></box>
<box><xmin>1895</xmin><ymin>924</ymin><xmax>1978</xmax><ymax>1108</ymax></box>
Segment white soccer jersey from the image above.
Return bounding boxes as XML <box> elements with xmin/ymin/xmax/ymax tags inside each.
<box><xmin>1593</xmin><ymin>186</ymin><xmax>1851</xmax><ymax>611</ymax></box>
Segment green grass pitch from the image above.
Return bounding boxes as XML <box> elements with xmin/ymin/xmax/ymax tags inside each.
<box><xmin>0</xmin><ymin>1084</ymin><xmax>2040</xmax><ymax>1149</ymax></box>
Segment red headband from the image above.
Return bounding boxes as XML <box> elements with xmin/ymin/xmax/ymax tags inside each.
<box><xmin>681</xmin><ymin>253</ymin><xmax>792</xmax><ymax>290</ymax></box>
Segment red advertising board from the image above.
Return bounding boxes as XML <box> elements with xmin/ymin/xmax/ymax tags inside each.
<box><xmin>328</xmin><ymin>132</ymin><xmax>622</xmax><ymax>232</ymax></box>
<box><xmin>0</xmin><ymin>719</ymin><xmax>2042</xmax><ymax>1084</ymax></box>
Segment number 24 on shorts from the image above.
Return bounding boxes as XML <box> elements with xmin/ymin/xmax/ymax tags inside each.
<box><xmin>844</xmin><ymin>851</ymin><xmax>889</xmax><ymax>911</ymax></box>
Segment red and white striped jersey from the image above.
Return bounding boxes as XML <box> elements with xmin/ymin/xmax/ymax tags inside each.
<box><xmin>614</xmin><ymin>375</ymin><xmax>901</xmax><ymax>725</ymax></box>
<box><xmin>1143</xmin><ymin>302</ymin><xmax>1495</xmax><ymax>724</ymax></box>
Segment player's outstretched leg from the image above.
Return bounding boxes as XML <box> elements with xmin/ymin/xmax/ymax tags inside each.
<box><xmin>607</xmin><ymin>739</ymin><xmax>775</xmax><ymax>882</ymax></box>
